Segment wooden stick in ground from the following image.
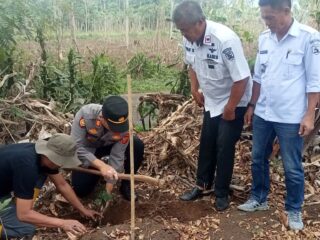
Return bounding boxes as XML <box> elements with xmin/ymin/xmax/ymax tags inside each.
<box><xmin>66</xmin><ymin>167</ymin><xmax>164</xmax><ymax>186</ymax></box>
<box><xmin>127</xmin><ymin>74</ymin><xmax>135</xmax><ymax>240</ymax></box>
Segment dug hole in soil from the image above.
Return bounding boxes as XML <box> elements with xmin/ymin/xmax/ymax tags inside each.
<box><xmin>79</xmin><ymin>183</ymin><xmax>320</xmax><ymax>240</ymax></box>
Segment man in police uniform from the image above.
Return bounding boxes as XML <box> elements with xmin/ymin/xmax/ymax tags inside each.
<box><xmin>238</xmin><ymin>0</ymin><xmax>320</xmax><ymax>230</ymax></box>
<box><xmin>71</xmin><ymin>96</ymin><xmax>144</xmax><ymax>201</ymax></box>
<box><xmin>0</xmin><ymin>134</ymin><xmax>100</xmax><ymax>239</ymax></box>
<box><xmin>173</xmin><ymin>1</ymin><xmax>252</xmax><ymax>211</ymax></box>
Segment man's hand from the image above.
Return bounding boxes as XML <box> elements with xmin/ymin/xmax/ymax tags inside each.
<box><xmin>299</xmin><ymin>114</ymin><xmax>315</xmax><ymax>137</ymax></box>
<box><xmin>244</xmin><ymin>106</ymin><xmax>254</xmax><ymax>126</ymax></box>
<box><xmin>100</xmin><ymin>164</ymin><xmax>118</xmax><ymax>181</ymax></box>
<box><xmin>222</xmin><ymin>105</ymin><xmax>236</xmax><ymax>121</ymax></box>
<box><xmin>61</xmin><ymin>219</ymin><xmax>86</xmax><ymax>235</ymax></box>
<box><xmin>80</xmin><ymin>208</ymin><xmax>102</xmax><ymax>220</ymax></box>
<box><xmin>192</xmin><ymin>90</ymin><xmax>204</xmax><ymax>107</ymax></box>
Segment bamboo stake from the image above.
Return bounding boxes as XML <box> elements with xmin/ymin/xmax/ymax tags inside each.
<box><xmin>127</xmin><ymin>74</ymin><xmax>135</xmax><ymax>240</ymax></box>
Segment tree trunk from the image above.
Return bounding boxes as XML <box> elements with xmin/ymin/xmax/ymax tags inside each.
<box><xmin>84</xmin><ymin>0</ymin><xmax>88</xmax><ymax>33</ymax></box>
<box><xmin>169</xmin><ymin>0</ymin><xmax>174</xmax><ymax>40</ymax></box>
<box><xmin>125</xmin><ymin>0</ymin><xmax>129</xmax><ymax>49</ymax></box>
<box><xmin>70</xmin><ymin>2</ymin><xmax>79</xmax><ymax>52</ymax></box>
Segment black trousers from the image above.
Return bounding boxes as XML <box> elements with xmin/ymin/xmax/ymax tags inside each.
<box><xmin>196</xmin><ymin>107</ymin><xmax>245</xmax><ymax>197</ymax></box>
<box><xmin>71</xmin><ymin>136</ymin><xmax>144</xmax><ymax>197</ymax></box>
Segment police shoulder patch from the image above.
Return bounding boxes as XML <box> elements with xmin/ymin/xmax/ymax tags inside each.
<box><xmin>222</xmin><ymin>47</ymin><xmax>235</xmax><ymax>61</ymax></box>
<box><xmin>79</xmin><ymin>117</ymin><xmax>86</xmax><ymax>128</ymax></box>
<box><xmin>88</xmin><ymin>128</ymin><xmax>97</xmax><ymax>135</ymax></box>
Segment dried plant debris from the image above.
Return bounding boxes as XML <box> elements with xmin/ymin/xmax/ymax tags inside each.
<box><xmin>1</xmin><ymin>94</ymin><xmax>319</xmax><ymax>239</ymax></box>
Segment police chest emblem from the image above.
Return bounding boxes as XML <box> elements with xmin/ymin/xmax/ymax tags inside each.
<box><xmin>222</xmin><ymin>47</ymin><xmax>235</xmax><ymax>61</ymax></box>
<box><xmin>88</xmin><ymin>128</ymin><xmax>98</xmax><ymax>135</ymax></box>
<box><xmin>112</xmin><ymin>133</ymin><xmax>121</xmax><ymax>141</ymax></box>
<box><xmin>121</xmin><ymin>132</ymin><xmax>130</xmax><ymax>144</ymax></box>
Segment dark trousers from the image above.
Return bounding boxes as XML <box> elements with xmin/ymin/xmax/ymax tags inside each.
<box><xmin>71</xmin><ymin>136</ymin><xmax>144</xmax><ymax>197</ymax></box>
<box><xmin>196</xmin><ymin>107</ymin><xmax>245</xmax><ymax>197</ymax></box>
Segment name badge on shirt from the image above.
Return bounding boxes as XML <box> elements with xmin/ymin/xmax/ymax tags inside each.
<box><xmin>260</xmin><ymin>50</ymin><xmax>268</xmax><ymax>54</ymax></box>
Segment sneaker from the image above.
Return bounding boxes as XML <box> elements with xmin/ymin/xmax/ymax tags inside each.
<box><xmin>287</xmin><ymin>211</ymin><xmax>303</xmax><ymax>230</ymax></box>
<box><xmin>237</xmin><ymin>199</ymin><xmax>269</xmax><ymax>212</ymax></box>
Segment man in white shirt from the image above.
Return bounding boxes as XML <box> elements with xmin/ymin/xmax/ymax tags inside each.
<box><xmin>238</xmin><ymin>0</ymin><xmax>320</xmax><ymax>231</ymax></box>
<box><xmin>173</xmin><ymin>1</ymin><xmax>252</xmax><ymax>211</ymax></box>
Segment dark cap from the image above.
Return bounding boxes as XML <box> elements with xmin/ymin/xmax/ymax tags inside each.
<box><xmin>102</xmin><ymin>96</ymin><xmax>128</xmax><ymax>133</ymax></box>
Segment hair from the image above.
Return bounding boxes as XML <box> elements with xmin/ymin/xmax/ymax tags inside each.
<box><xmin>172</xmin><ymin>0</ymin><xmax>206</xmax><ymax>25</ymax></box>
<box><xmin>258</xmin><ymin>0</ymin><xmax>292</xmax><ymax>10</ymax></box>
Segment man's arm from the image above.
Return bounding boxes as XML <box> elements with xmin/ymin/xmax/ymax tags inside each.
<box><xmin>189</xmin><ymin>67</ymin><xmax>204</xmax><ymax>107</ymax></box>
<box><xmin>71</xmin><ymin>110</ymin><xmax>98</xmax><ymax>164</ymax></box>
<box><xmin>71</xmin><ymin>109</ymin><xmax>117</xmax><ymax>180</ymax></box>
<box><xmin>91</xmin><ymin>159</ymin><xmax>118</xmax><ymax>180</ymax></box>
<box><xmin>49</xmin><ymin>173</ymin><xmax>101</xmax><ymax>219</ymax></box>
<box><xmin>221</xmin><ymin>38</ymin><xmax>251</xmax><ymax>120</ymax></box>
<box><xmin>16</xmin><ymin>198</ymin><xmax>86</xmax><ymax>234</ymax></box>
<box><xmin>223</xmin><ymin>77</ymin><xmax>249</xmax><ymax>120</ymax></box>
<box><xmin>301</xmin><ymin>32</ymin><xmax>320</xmax><ymax>136</ymax></box>
<box><xmin>245</xmin><ymin>81</ymin><xmax>261</xmax><ymax>125</ymax></box>
<box><xmin>299</xmin><ymin>92</ymin><xmax>319</xmax><ymax>136</ymax></box>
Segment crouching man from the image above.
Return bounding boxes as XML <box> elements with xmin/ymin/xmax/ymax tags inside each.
<box><xmin>71</xmin><ymin>96</ymin><xmax>144</xmax><ymax>201</ymax></box>
<box><xmin>0</xmin><ymin>134</ymin><xmax>100</xmax><ymax>239</ymax></box>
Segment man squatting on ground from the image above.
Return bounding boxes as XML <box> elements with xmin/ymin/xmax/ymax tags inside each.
<box><xmin>71</xmin><ymin>96</ymin><xmax>144</xmax><ymax>201</ymax></box>
<box><xmin>238</xmin><ymin>0</ymin><xmax>320</xmax><ymax>231</ymax></box>
<box><xmin>173</xmin><ymin>1</ymin><xmax>252</xmax><ymax>211</ymax></box>
<box><xmin>0</xmin><ymin>134</ymin><xmax>101</xmax><ymax>239</ymax></box>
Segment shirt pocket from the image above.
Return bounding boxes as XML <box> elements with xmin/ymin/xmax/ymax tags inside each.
<box><xmin>281</xmin><ymin>51</ymin><xmax>304</xmax><ymax>79</ymax></box>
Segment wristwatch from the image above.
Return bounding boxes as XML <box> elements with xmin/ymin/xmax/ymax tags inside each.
<box><xmin>247</xmin><ymin>102</ymin><xmax>255</xmax><ymax>108</ymax></box>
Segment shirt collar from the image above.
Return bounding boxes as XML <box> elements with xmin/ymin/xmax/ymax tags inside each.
<box><xmin>287</xmin><ymin>19</ymin><xmax>300</xmax><ymax>37</ymax></box>
<box><xmin>269</xmin><ymin>18</ymin><xmax>300</xmax><ymax>40</ymax></box>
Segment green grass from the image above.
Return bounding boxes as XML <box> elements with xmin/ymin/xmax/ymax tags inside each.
<box><xmin>119</xmin><ymin>77</ymin><xmax>171</xmax><ymax>93</ymax></box>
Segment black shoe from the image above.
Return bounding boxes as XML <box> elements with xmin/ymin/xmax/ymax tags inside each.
<box><xmin>214</xmin><ymin>196</ymin><xmax>229</xmax><ymax>211</ymax></box>
<box><xmin>180</xmin><ymin>187</ymin><xmax>213</xmax><ymax>201</ymax></box>
<box><xmin>120</xmin><ymin>182</ymin><xmax>138</xmax><ymax>201</ymax></box>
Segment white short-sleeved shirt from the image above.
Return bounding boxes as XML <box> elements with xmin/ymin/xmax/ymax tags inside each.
<box><xmin>183</xmin><ymin>20</ymin><xmax>252</xmax><ymax>117</ymax></box>
<box><xmin>253</xmin><ymin>20</ymin><xmax>320</xmax><ymax>124</ymax></box>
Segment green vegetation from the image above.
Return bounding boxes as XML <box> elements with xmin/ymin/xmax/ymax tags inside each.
<box><xmin>0</xmin><ymin>0</ymin><xmax>319</xmax><ymax>114</ymax></box>
<box><xmin>0</xmin><ymin>198</ymin><xmax>11</xmax><ymax>211</ymax></box>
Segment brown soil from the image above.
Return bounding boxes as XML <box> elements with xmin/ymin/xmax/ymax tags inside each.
<box><xmin>77</xmin><ymin>186</ymin><xmax>320</xmax><ymax>240</ymax></box>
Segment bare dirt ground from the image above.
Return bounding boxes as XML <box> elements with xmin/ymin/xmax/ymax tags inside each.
<box><xmin>79</xmin><ymin>185</ymin><xmax>320</xmax><ymax>240</ymax></box>
<box><xmin>35</xmin><ymin>181</ymin><xmax>320</xmax><ymax>240</ymax></box>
